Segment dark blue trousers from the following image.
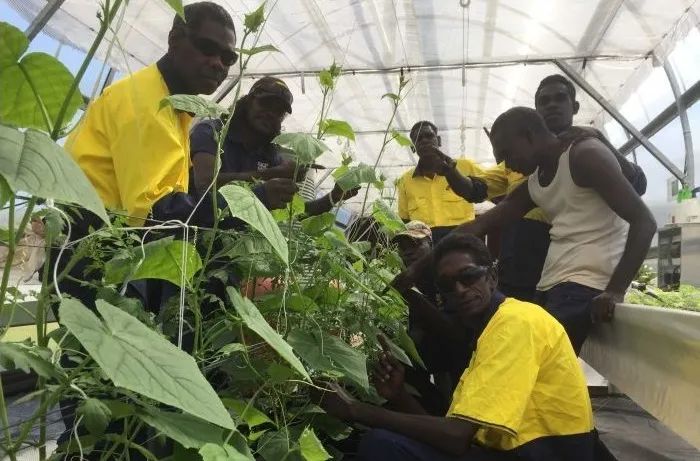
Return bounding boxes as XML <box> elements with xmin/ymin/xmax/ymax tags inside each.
<box><xmin>356</xmin><ymin>429</ymin><xmax>517</xmax><ymax>461</ymax></box>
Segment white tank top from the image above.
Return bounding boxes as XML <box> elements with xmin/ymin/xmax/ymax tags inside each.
<box><xmin>528</xmin><ymin>146</ymin><xmax>628</xmax><ymax>291</ymax></box>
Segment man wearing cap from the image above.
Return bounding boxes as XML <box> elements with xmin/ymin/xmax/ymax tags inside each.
<box><xmin>190</xmin><ymin>76</ymin><xmax>358</xmax><ymax>214</ymax></box>
<box><xmin>392</xmin><ymin>222</ymin><xmax>474</xmax><ymax>412</ymax></box>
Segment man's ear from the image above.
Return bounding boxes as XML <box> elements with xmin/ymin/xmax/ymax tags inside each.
<box><xmin>573</xmin><ymin>100</ymin><xmax>580</xmax><ymax>115</ymax></box>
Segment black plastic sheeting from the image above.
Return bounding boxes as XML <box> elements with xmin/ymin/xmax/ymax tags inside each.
<box><xmin>593</xmin><ymin>396</ymin><xmax>700</xmax><ymax>461</ymax></box>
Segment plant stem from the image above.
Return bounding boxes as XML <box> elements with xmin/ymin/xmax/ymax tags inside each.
<box><xmin>0</xmin><ymin>195</ymin><xmax>18</xmax><ymax>319</ymax></box>
<box><xmin>51</xmin><ymin>0</ymin><xmax>125</xmax><ymax>139</ymax></box>
<box><xmin>0</xmin><ymin>375</ymin><xmax>17</xmax><ymax>461</ymax></box>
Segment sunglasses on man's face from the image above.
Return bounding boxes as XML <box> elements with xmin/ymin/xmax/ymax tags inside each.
<box><xmin>190</xmin><ymin>36</ymin><xmax>238</xmax><ymax>66</ymax></box>
<box><xmin>436</xmin><ymin>265</ymin><xmax>488</xmax><ymax>295</ymax></box>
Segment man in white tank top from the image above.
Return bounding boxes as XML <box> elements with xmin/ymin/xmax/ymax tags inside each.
<box><xmin>454</xmin><ymin>107</ymin><xmax>656</xmax><ymax>354</ymax></box>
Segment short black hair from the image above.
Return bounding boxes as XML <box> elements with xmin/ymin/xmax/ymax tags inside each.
<box><xmin>535</xmin><ymin>74</ymin><xmax>576</xmax><ymax>102</ymax></box>
<box><xmin>490</xmin><ymin>107</ymin><xmax>550</xmax><ymax>140</ymax></box>
<box><xmin>409</xmin><ymin>120</ymin><xmax>438</xmax><ymax>143</ymax></box>
<box><xmin>172</xmin><ymin>1</ymin><xmax>235</xmax><ymax>33</ymax></box>
<box><xmin>432</xmin><ymin>233</ymin><xmax>493</xmax><ymax>273</ymax></box>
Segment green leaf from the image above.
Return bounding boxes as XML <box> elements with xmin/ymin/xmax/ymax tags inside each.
<box><xmin>227</xmin><ymin>288</ymin><xmax>310</xmax><ymax>381</ymax></box>
<box><xmin>318</xmin><ymin>71</ymin><xmax>334</xmax><ymax>90</ymax></box>
<box><xmin>372</xmin><ymin>199</ymin><xmax>405</xmax><ymax>234</ymax></box>
<box><xmin>0</xmin><ymin>176</ymin><xmax>10</xmax><ymax>209</ymax></box>
<box><xmin>219</xmin><ymin>185</ymin><xmax>289</xmax><ymax>265</ymax></box>
<box><xmin>104</xmin><ymin>236</ymin><xmax>202</xmax><ymax>288</ymax></box>
<box><xmin>0</xmin><ymin>342</ymin><xmax>64</xmax><ymax>380</ymax></box>
<box><xmin>273</xmin><ymin>133</ymin><xmax>329</xmax><ymax>165</ymax></box>
<box><xmin>329</xmin><ymin>62</ymin><xmax>342</xmax><ymax>78</ymax></box>
<box><xmin>301</xmin><ymin>213</ymin><xmax>335</xmax><ymax>236</ymax></box>
<box><xmin>383</xmin><ymin>335</ymin><xmax>412</xmax><ymax>367</ymax></box>
<box><xmin>78</xmin><ymin>398</ymin><xmax>112</xmax><ymax>437</ymax></box>
<box><xmin>396</xmin><ymin>327</ymin><xmax>426</xmax><ymax>369</ymax></box>
<box><xmin>258</xmin><ymin>432</ymin><xmax>301</xmax><ymax>461</ymax></box>
<box><xmin>199</xmin><ymin>443</ymin><xmax>254</xmax><ymax>461</ymax></box>
<box><xmin>267</xmin><ymin>363</ymin><xmax>297</xmax><ymax>384</ymax></box>
<box><xmin>218</xmin><ymin>343</ymin><xmax>246</xmax><ymax>356</ymax></box>
<box><xmin>391</xmin><ymin>129</ymin><xmax>413</xmax><ymax>147</ymax></box>
<box><xmin>271</xmin><ymin>193</ymin><xmax>305</xmax><ymax>222</ymax></box>
<box><xmin>103</xmin><ymin>400</ymin><xmax>135</xmax><ymax>420</ymax></box>
<box><xmin>0</xmin><ymin>22</ymin><xmax>26</xmax><ymax>67</ymax></box>
<box><xmin>287</xmin><ymin>330</ymin><xmax>368</xmax><ymax>390</ymax></box>
<box><xmin>237</xmin><ymin>44</ymin><xmax>279</xmax><ymax>55</ymax></box>
<box><xmin>334</xmin><ymin>164</ymin><xmax>378</xmax><ymax>192</ymax></box>
<box><xmin>59</xmin><ymin>298</ymin><xmax>235</xmax><ymax>430</ymax></box>
<box><xmin>244</xmin><ymin>2</ymin><xmax>267</xmax><ymax>33</ymax></box>
<box><xmin>0</xmin><ymin>124</ymin><xmax>109</xmax><ymax>223</ymax></box>
<box><xmin>222</xmin><ymin>398</ymin><xmax>275</xmax><ymax>428</ymax></box>
<box><xmin>382</xmin><ymin>93</ymin><xmax>400</xmax><ymax>102</ymax></box>
<box><xmin>0</xmin><ymin>50</ymin><xmax>83</xmax><ymax>132</ymax></box>
<box><xmin>320</xmin><ymin>119</ymin><xmax>355</xmax><ymax>141</ymax></box>
<box><xmin>163</xmin><ymin>0</ymin><xmax>185</xmax><ymax>20</ymax></box>
<box><xmin>299</xmin><ymin>427</ymin><xmax>331</xmax><ymax>461</ymax></box>
<box><xmin>138</xmin><ymin>408</ymin><xmax>225</xmax><ymax>449</ymax></box>
<box><xmin>160</xmin><ymin>95</ymin><xmax>227</xmax><ymax>119</ymax></box>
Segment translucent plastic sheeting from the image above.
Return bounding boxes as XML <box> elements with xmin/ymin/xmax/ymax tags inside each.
<box><xmin>8</xmin><ymin>0</ymin><xmax>700</xmax><ymax>209</ymax></box>
<box><xmin>581</xmin><ymin>304</ymin><xmax>700</xmax><ymax>451</ymax></box>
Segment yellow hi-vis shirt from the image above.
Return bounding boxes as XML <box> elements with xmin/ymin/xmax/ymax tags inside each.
<box><xmin>447</xmin><ymin>298</ymin><xmax>594</xmax><ymax>455</ymax></box>
<box><xmin>65</xmin><ymin>64</ymin><xmax>194</xmax><ymax>224</ymax></box>
<box><xmin>397</xmin><ymin>159</ymin><xmax>485</xmax><ymax>228</ymax></box>
<box><xmin>479</xmin><ymin>162</ymin><xmax>549</xmax><ymax>223</ymax></box>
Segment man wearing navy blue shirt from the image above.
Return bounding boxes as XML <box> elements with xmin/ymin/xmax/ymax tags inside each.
<box><xmin>190</xmin><ymin>77</ymin><xmax>357</xmax><ymax>213</ymax></box>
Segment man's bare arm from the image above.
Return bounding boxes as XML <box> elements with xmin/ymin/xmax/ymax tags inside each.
<box><xmin>570</xmin><ymin>138</ymin><xmax>656</xmax><ymax>295</ymax></box>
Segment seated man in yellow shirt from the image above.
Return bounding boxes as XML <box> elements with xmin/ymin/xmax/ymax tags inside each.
<box><xmin>322</xmin><ymin>233</ymin><xmax>596</xmax><ymax>461</ymax></box>
<box><xmin>397</xmin><ymin>121</ymin><xmax>488</xmax><ymax>244</ymax></box>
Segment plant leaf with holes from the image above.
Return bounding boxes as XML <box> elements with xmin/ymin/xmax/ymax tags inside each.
<box><xmin>219</xmin><ymin>184</ymin><xmax>288</xmax><ymax>265</ymax></box>
<box><xmin>0</xmin><ymin>23</ymin><xmax>83</xmax><ymax>132</ymax></box>
<box><xmin>0</xmin><ymin>123</ymin><xmax>108</xmax><ymax>223</ymax></box>
<box><xmin>320</xmin><ymin>119</ymin><xmax>355</xmax><ymax>141</ymax></box>
<box><xmin>391</xmin><ymin>129</ymin><xmax>413</xmax><ymax>147</ymax></box>
<box><xmin>228</xmin><ymin>288</ymin><xmax>310</xmax><ymax>381</ymax></box>
<box><xmin>60</xmin><ymin>298</ymin><xmax>235</xmax><ymax>430</ymax></box>
<box><xmin>160</xmin><ymin>95</ymin><xmax>228</xmax><ymax>119</ymax></box>
<box><xmin>272</xmin><ymin>133</ymin><xmax>329</xmax><ymax>165</ymax></box>
<box><xmin>237</xmin><ymin>44</ymin><xmax>279</xmax><ymax>56</ymax></box>
<box><xmin>104</xmin><ymin>236</ymin><xmax>202</xmax><ymax>288</ymax></box>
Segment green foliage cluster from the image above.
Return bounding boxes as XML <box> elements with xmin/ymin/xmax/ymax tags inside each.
<box><xmin>0</xmin><ymin>3</ymin><xmax>418</xmax><ymax>460</ymax></box>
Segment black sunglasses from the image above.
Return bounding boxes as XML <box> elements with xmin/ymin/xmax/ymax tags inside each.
<box><xmin>189</xmin><ymin>35</ymin><xmax>238</xmax><ymax>66</ymax></box>
<box><xmin>436</xmin><ymin>265</ymin><xmax>488</xmax><ymax>295</ymax></box>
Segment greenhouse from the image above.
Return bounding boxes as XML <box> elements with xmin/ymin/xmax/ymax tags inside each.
<box><xmin>1</xmin><ymin>0</ymin><xmax>700</xmax><ymax>459</ymax></box>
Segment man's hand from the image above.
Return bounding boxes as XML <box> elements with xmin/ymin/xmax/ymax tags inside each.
<box><xmin>263</xmin><ymin>178</ymin><xmax>298</xmax><ymax>209</ymax></box>
<box><xmin>330</xmin><ymin>184</ymin><xmax>360</xmax><ymax>204</ymax></box>
<box><xmin>416</xmin><ymin>142</ymin><xmax>455</xmax><ymax>176</ymax></box>
<box><xmin>319</xmin><ymin>382</ymin><xmax>359</xmax><ymax>421</ymax></box>
<box><xmin>372</xmin><ymin>334</ymin><xmax>406</xmax><ymax>401</ymax></box>
<box><xmin>590</xmin><ymin>291</ymin><xmax>623</xmax><ymax>323</ymax></box>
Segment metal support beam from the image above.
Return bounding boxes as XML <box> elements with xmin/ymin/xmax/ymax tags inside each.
<box><xmin>663</xmin><ymin>59</ymin><xmax>695</xmax><ymax>188</ymax></box>
<box><xmin>573</xmin><ymin>0</ymin><xmax>625</xmax><ymax>70</ymax></box>
<box><xmin>25</xmin><ymin>0</ymin><xmax>66</xmax><ymax>41</ymax></box>
<box><xmin>554</xmin><ymin>59</ymin><xmax>686</xmax><ymax>182</ymax></box>
<box><xmin>618</xmin><ymin>78</ymin><xmax>700</xmax><ymax>157</ymax></box>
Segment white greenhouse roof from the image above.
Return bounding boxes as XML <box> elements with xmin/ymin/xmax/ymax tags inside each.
<box><xmin>9</xmin><ymin>0</ymin><xmax>700</xmax><ymax>209</ymax></box>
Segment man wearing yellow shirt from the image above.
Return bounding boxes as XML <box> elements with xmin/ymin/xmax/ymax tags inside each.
<box><xmin>322</xmin><ymin>234</ymin><xmax>595</xmax><ymax>461</ymax></box>
<box><xmin>397</xmin><ymin>121</ymin><xmax>488</xmax><ymax>244</ymax></box>
<box><xmin>480</xmin><ymin>75</ymin><xmax>647</xmax><ymax>302</ymax></box>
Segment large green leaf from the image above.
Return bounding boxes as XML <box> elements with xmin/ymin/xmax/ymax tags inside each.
<box><xmin>372</xmin><ymin>199</ymin><xmax>406</xmax><ymax>234</ymax></box>
<box><xmin>138</xmin><ymin>408</ymin><xmax>224</xmax><ymax>449</ymax></box>
<box><xmin>104</xmin><ymin>236</ymin><xmax>202</xmax><ymax>288</ymax></box>
<box><xmin>59</xmin><ymin>298</ymin><xmax>235</xmax><ymax>430</ymax></box>
<box><xmin>78</xmin><ymin>398</ymin><xmax>112</xmax><ymax>437</ymax></box>
<box><xmin>160</xmin><ymin>95</ymin><xmax>227</xmax><ymax>119</ymax></box>
<box><xmin>287</xmin><ymin>330</ymin><xmax>368</xmax><ymax>390</ymax></box>
<box><xmin>272</xmin><ymin>133</ymin><xmax>329</xmax><ymax>165</ymax></box>
<box><xmin>333</xmin><ymin>164</ymin><xmax>379</xmax><ymax>192</ymax></box>
<box><xmin>299</xmin><ymin>427</ymin><xmax>331</xmax><ymax>461</ymax></box>
<box><xmin>219</xmin><ymin>185</ymin><xmax>288</xmax><ymax>265</ymax></box>
<box><xmin>0</xmin><ymin>23</ymin><xmax>83</xmax><ymax>132</ymax></box>
<box><xmin>0</xmin><ymin>342</ymin><xmax>64</xmax><ymax>380</ymax></box>
<box><xmin>0</xmin><ymin>123</ymin><xmax>109</xmax><ymax>223</ymax></box>
<box><xmin>199</xmin><ymin>443</ymin><xmax>254</xmax><ymax>461</ymax></box>
<box><xmin>227</xmin><ymin>288</ymin><xmax>310</xmax><ymax>381</ymax></box>
<box><xmin>300</xmin><ymin>213</ymin><xmax>336</xmax><ymax>236</ymax></box>
<box><xmin>320</xmin><ymin>119</ymin><xmax>355</xmax><ymax>142</ymax></box>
